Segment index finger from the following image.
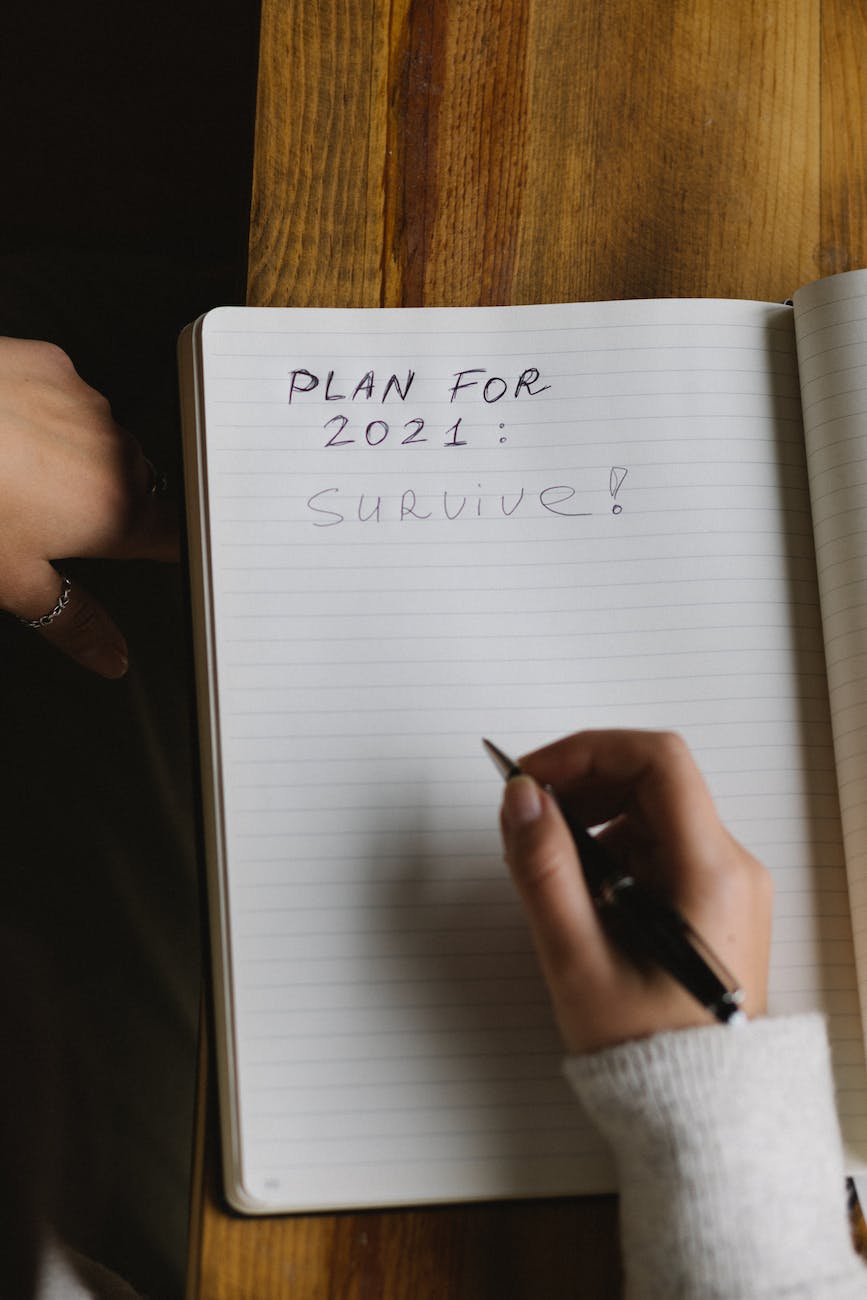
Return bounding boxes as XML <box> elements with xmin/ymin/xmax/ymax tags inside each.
<box><xmin>520</xmin><ymin>730</ymin><xmax>724</xmax><ymax>874</ymax></box>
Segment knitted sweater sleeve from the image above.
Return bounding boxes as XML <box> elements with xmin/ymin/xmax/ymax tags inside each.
<box><xmin>564</xmin><ymin>1014</ymin><xmax>867</xmax><ymax>1299</ymax></box>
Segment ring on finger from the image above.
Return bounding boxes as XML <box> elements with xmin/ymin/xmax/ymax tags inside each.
<box><xmin>144</xmin><ymin>458</ymin><xmax>169</xmax><ymax>496</ymax></box>
<box><xmin>19</xmin><ymin>573</ymin><xmax>73</xmax><ymax>629</ymax></box>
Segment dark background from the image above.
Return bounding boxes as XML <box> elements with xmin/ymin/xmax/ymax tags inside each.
<box><xmin>0</xmin><ymin>4</ymin><xmax>260</xmax><ymax>1296</ymax></box>
<box><xmin>0</xmin><ymin>0</ymin><xmax>260</xmax><ymax>432</ymax></box>
<box><xmin>1</xmin><ymin>1</ymin><xmax>258</xmax><ymax>263</ymax></box>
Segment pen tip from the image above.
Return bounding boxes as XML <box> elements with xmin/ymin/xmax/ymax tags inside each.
<box><xmin>481</xmin><ymin>738</ymin><xmax>521</xmax><ymax>781</ymax></box>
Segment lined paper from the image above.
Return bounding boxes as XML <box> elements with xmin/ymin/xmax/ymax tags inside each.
<box><xmin>796</xmin><ymin>269</ymin><xmax>867</xmax><ymax>1070</ymax></box>
<box><xmin>188</xmin><ymin>297</ymin><xmax>867</xmax><ymax>1212</ymax></box>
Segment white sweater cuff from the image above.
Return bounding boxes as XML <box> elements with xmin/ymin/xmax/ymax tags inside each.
<box><xmin>564</xmin><ymin>1014</ymin><xmax>865</xmax><ymax>1299</ymax></box>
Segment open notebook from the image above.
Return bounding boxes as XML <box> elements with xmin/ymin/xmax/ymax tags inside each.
<box><xmin>179</xmin><ymin>267</ymin><xmax>867</xmax><ymax>1214</ymax></box>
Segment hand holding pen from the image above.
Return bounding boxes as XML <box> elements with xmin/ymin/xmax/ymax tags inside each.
<box><xmin>489</xmin><ymin>730</ymin><xmax>773</xmax><ymax>1054</ymax></box>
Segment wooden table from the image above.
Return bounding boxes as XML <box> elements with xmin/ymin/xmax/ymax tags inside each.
<box><xmin>186</xmin><ymin>2</ymin><xmax>867</xmax><ymax>1295</ymax></box>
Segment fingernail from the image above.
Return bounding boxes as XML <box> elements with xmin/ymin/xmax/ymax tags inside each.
<box><xmin>502</xmin><ymin>775</ymin><xmax>543</xmax><ymax>832</ymax></box>
<box><xmin>79</xmin><ymin>643</ymin><xmax>129</xmax><ymax>679</ymax></box>
<box><xmin>103</xmin><ymin>646</ymin><xmax>129</xmax><ymax>679</ymax></box>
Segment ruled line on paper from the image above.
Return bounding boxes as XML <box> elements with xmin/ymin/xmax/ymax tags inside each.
<box><xmin>208</xmin><ymin>327</ymin><xmax>795</xmax><ymax>344</ymax></box>
<box><xmin>213</xmin><ymin>552</ymin><xmax>820</xmax><ymax>571</ymax></box>
<box><xmin>218</xmin><ymin>525</ymin><xmax>814</xmax><ymax>548</ymax></box>
<box><xmin>208</xmin><ymin>386</ymin><xmax>802</xmax><ymax>404</ymax></box>
<box><xmin>207</xmin><ymin>325</ymin><xmax>800</xmax><ymax>340</ymax></box>
<box><xmin>216</xmin><ymin>367</ymin><xmax>800</xmax><ymax>383</ymax></box>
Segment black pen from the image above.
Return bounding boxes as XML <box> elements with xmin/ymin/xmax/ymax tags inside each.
<box><xmin>482</xmin><ymin>738</ymin><xmax>746</xmax><ymax>1026</ymax></box>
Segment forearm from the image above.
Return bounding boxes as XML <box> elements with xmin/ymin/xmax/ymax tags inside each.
<box><xmin>565</xmin><ymin>1014</ymin><xmax>866</xmax><ymax>1299</ymax></box>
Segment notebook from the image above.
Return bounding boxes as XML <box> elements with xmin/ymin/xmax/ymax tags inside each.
<box><xmin>179</xmin><ymin>267</ymin><xmax>867</xmax><ymax>1214</ymax></box>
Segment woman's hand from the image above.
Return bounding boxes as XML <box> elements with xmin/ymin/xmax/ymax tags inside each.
<box><xmin>499</xmin><ymin>729</ymin><xmax>773</xmax><ymax>1053</ymax></box>
<box><xmin>0</xmin><ymin>337</ymin><xmax>178</xmax><ymax>677</ymax></box>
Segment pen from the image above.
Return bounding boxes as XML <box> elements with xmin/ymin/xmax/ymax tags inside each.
<box><xmin>482</xmin><ymin>738</ymin><xmax>746</xmax><ymax>1026</ymax></box>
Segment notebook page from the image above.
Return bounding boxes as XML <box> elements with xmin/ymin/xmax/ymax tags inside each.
<box><xmin>795</xmin><ymin>268</ymin><xmax>867</xmax><ymax>1053</ymax></box>
<box><xmin>189</xmin><ymin>298</ymin><xmax>867</xmax><ymax>1212</ymax></box>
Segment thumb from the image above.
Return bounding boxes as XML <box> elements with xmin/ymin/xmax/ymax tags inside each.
<box><xmin>500</xmin><ymin>776</ymin><xmax>603</xmax><ymax>975</ymax></box>
<box><xmin>10</xmin><ymin>564</ymin><xmax>129</xmax><ymax>680</ymax></box>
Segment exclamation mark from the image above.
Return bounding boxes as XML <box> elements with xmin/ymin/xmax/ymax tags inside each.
<box><xmin>609</xmin><ymin>466</ymin><xmax>628</xmax><ymax>515</ymax></box>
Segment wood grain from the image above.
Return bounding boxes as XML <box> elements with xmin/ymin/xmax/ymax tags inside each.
<box><xmin>820</xmin><ymin>0</ymin><xmax>867</xmax><ymax>276</ymax></box>
<box><xmin>513</xmin><ymin>0</ymin><xmax>820</xmax><ymax>303</ymax></box>
<box><xmin>189</xmin><ymin>1</ymin><xmax>867</xmax><ymax>1295</ymax></box>
<box><xmin>247</xmin><ymin>0</ymin><xmax>824</xmax><ymax>311</ymax></box>
<box><xmin>382</xmin><ymin>0</ymin><xmax>532</xmax><ymax>306</ymax></box>
<box><xmin>246</xmin><ymin>0</ymin><xmax>391</xmax><ymax>307</ymax></box>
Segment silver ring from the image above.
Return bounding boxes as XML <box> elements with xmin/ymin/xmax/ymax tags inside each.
<box><xmin>144</xmin><ymin>458</ymin><xmax>169</xmax><ymax>496</ymax></box>
<box><xmin>19</xmin><ymin>574</ymin><xmax>73</xmax><ymax>629</ymax></box>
